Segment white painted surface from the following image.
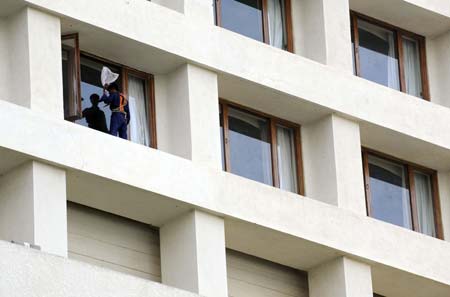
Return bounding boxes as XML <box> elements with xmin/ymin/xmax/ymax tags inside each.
<box><xmin>161</xmin><ymin>210</ymin><xmax>228</xmax><ymax>297</ymax></box>
<box><xmin>152</xmin><ymin>0</ymin><xmax>214</xmax><ymax>24</ymax></box>
<box><xmin>227</xmin><ymin>249</ymin><xmax>309</xmax><ymax>297</ymax></box>
<box><xmin>427</xmin><ymin>31</ymin><xmax>450</xmax><ymax>108</ymax></box>
<box><xmin>157</xmin><ymin>64</ymin><xmax>221</xmax><ymax>169</ymax></box>
<box><xmin>5</xmin><ymin>7</ymin><xmax>62</xmax><ymax>118</ymax></box>
<box><xmin>67</xmin><ymin>202</ymin><xmax>161</xmax><ymax>281</ymax></box>
<box><xmin>0</xmin><ymin>240</ymin><xmax>199</xmax><ymax>297</ymax></box>
<box><xmin>308</xmin><ymin>257</ymin><xmax>373</xmax><ymax>297</ymax></box>
<box><xmin>294</xmin><ymin>0</ymin><xmax>353</xmax><ymax>72</ymax></box>
<box><xmin>438</xmin><ymin>172</ymin><xmax>450</xmax><ymax>240</ymax></box>
<box><xmin>302</xmin><ymin>114</ymin><xmax>366</xmax><ymax>215</ymax></box>
<box><xmin>0</xmin><ymin>161</ymin><xmax>67</xmax><ymax>257</ymax></box>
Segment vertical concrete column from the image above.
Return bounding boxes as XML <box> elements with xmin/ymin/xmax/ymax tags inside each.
<box><xmin>156</xmin><ymin>64</ymin><xmax>222</xmax><ymax>169</ymax></box>
<box><xmin>426</xmin><ymin>31</ymin><xmax>450</xmax><ymax>106</ymax></box>
<box><xmin>0</xmin><ymin>161</ymin><xmax>67</xmax><ymax>257</ymax></box>
<box><xmin>152</xmin><ymin>0</ymin><xmax>215</xmax><ymax>24</ymax></box>
<box><xmin>160</xmin><ymin>210</ymin><xmax>228</xmax><ymax>297</ymax></box>
<box><xmin>302</xmin><ymin>114</ymin><xmax>366</xmax><ymax>215</ymax></box>
<box><xmin>6</xmin><ymin>7</ymin><xmax>63</xmax><ymax>118</ymax></box>
<box><xmin>291</xmin><ymin>0</ymin><xmax>353</xmax><ymax>72</ymax></box>
<box><xmin>309</xmin><ymin>257</ymin><xmax>373</xmax><ymax>297</ymax></box>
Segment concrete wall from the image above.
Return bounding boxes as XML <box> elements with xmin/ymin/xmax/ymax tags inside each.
<box><xmin>427</xmin><ymin>30</ymin><xmax>450</xmax><ymax>107</ymax></box>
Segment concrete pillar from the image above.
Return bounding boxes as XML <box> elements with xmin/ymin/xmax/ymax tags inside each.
<box><xmin>309</xmin><ymin>257</ymin><xmax>373</xmax><ymax>297</ymax></box>
<box><xmin>437</xmin><ymin>171</ymin><xmax>450</xmax><ymax>241</ymax></box>
<box><xmin>0</xmin><ymin>161</ymin><xmax>67</xmax><ymax>257</ymax></box>
<box><xmin>292</xmin><ymin>0</ymin><xmax>353</xmax><ymax>72</ymax></box>
<box><xmin>6</xmin><ymin>7</ymin><xmax>63</xmax><ymax>118</ymax></box>
<box><xmin>155</xmin><ymin>64</ymin><xmax>221</xmax><ymax>169</ymax></box>
<box><xmin>160</xmin><ymin>210</ymin><xmax>228</xmax><ymax>297</ymax></box>
<box><xmin>302</xmin><ymin>114</ymin><xmax>366</xmax><ymax>215</ymax></box>
<box><xmin>426</xmin><ymin>31</ymin><xmax>450</xmax><ymax>106</ymax></box>
<box><xmin>152</xmin><ymin>0</ymin><xmax>215</xmax><ymax>24</ymax></box>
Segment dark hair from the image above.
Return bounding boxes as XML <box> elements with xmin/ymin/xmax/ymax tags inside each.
<box><xmin>107</xmin><ymin>82</ymin><xmax>120</xmax><ymax>92</ymax></box>
<box><xmin>90</xmin><ymin>93</ymin><xmax>100</xmax><ymax>100</ymax></box>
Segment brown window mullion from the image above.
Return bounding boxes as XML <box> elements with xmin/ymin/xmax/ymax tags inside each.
<box><xmin>215</xmin><ymin>0</ymin><xmax>222</xmax><ymax>26</ymax></box>
<box><xmin>431</xmin><ymin>173</ymin><xmax>444</xmax><ymax>239</ymax></box>
<box><xmin>362</xmin><ymin>150</ymin><xmax>372</xmax><ymax>217</ymax></box>
<box><xmin>351</xmin><ymin>13</ymin><xmax>361</xmax><ymax>76</ymax></box>
<box><xmin>294</xmin><ymin>127</ymin><xmax>304</xmax><ymax>195</ymax></box>
<box><xmin>222</xmin><ymin>103</ymin><xmax>231</xmax><ymax>172</ymax></box>
<box><xmin>270</xmin><ymin>119</ymin><xmax>280</xmax><ymax>188</ymax></box>
<box><xmin>396</xmin><ymin>32</ymin><xmax>407</xmax><ymax>93</ymax></box>
<box><xmin>419</xmin><ymin>38</ymin><xmax>431</xmax><ymax>100</ymax></box>
<box><xmin>262</xmin><ymin>0</ymin><xmax>270</xmax><ymax>45</ymax></box>
<box><xmin>407</xmin><ymin>165</ymin><xmax>420</xmax><ymax>232</ymax></box>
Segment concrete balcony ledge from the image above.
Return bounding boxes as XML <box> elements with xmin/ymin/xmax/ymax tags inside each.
<box><xmin>0</xmin><ymin>100</ymin><xmax>449</xmax><ymax>297</ymax></box>
<box><xmin>2</xmin><ymin>0</ymin><xmax>449</xmax><ymax>171</ymax></box>
<box><xmin>0</xmin><ymin>240</ymin><xmax>199</xmax><ymax>297</ymax></box>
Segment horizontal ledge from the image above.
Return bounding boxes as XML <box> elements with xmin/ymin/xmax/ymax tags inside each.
<box><xmin>0</xmin><ymin>100</ymin><xmax>449</xmax><ymax>292</ymax></box>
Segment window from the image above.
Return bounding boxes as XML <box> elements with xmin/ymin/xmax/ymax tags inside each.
<box><xmin>61</xmin><ymin>34</ymin><xmax>157</xmax><ymax>148</ymax></box>
<box><xmin>214</xmin><ymin>0</ymin><xmax>293</xmax><ymax>51</ymax></box>
<box><xmin>351</xmin><ymin>12</ymin><xmax>429</xmax><ymax>100</ymax></box>
<box><xmin>220</xmin><ymin>101</ymin><xmax>303</xmax><ymax>194</ymax></box>
<box><xmin>362</xmin><ymin>149</ymin><xmax>443</xmax><ymax>238</ymax></box>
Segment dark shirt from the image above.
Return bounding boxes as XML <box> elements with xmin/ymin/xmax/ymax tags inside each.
<box><xmin>82</xmin><ymin>106</ymin><xmax>108</xmax><ymax>133</ymax></box>
<box><xmin>101</xmin><ymin>92</ymin><xmax>130</xmax><ymax>123</ymax></box>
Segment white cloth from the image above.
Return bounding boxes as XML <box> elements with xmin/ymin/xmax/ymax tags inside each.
<box><xmin>101</xmin><ymin>66</ymin><xmax>119</xmax><ymax>86</ymax></box>
<box><xmin>277</xmin><ymin>126</ymin><xmax>297</xmax><ymax>193</ymax></box>
<box><xmin>414</xmin><ymin>171</ymin><xmax>435</xmax><ymax>236</ymax></box>
<box><xmin>128</xmin><ymin>76</ymin><xmax>150</xmax><ymax>146</ymax></box>
<box><xmin>403</xmin><ymin>37</ymin><xmax>422</xmax><ymax>97</ymax></box>
<box><xmin>267</xmin><ymin>0</ymin><xmax>285</xmax><ymax>49</ymax></box>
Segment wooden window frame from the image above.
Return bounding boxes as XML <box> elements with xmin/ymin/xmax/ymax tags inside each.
<box><xmin>61</xmin><ymin>33</ymin><xmax>157</xmax><ymax>148</ymax></box>
<box><xmin>220</xmin><ymin>99</ymin><xmax>304</xmax><ymax>195</ymax></box>
<box><xmin>214</xmin><ymin>0</ymin><xmax>294</xmax><ymax>52</ymax></box>
<box><xmin>361</xmin><ymin>147</ymin><xmax>443</xmax><ymax>239</ymax></box>
<box><xmin>350</xmin><ymin>11</ymin><xmax>430</xmax><ymax>100</ymax></box>
<box><xmin>62</xmin><ymin>34</ymin><xmax>82</xmax><ymax>121</ymax></box>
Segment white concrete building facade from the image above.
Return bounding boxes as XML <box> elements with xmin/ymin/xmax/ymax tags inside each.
<box><xmin>0</xmin><ymin>1</ymin><xmax>449</xmax><ymax>297</ymax></box>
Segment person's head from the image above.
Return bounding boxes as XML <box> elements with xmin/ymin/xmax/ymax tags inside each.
<box><xmin>107</xmin><ymin>82</ymin><xmax>119</xmax><ymax>93</ymax></box>
<box><xmin>90</xmin><ymin>93</ymin><xmax>100</xmax><ymax>106</ymax></box>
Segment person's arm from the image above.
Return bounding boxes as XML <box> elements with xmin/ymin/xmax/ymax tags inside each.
<box><xmin>125</xmin><ymin>104</ymin><xmax>130</xmax><ymax>124</ymax></box>
<box><xmin>100</xmin><ymin>93</ymin><xmax>112</xmax><ymax>104</ymax></box>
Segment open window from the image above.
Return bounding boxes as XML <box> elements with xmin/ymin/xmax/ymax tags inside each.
<box><xmin>214</xmin><ymin>0</ymin><xmax>293</xmax><ymax>51</ymax></box>
<box><xmin>351</xmin><ymin>11</ymin><xmax>430</xmax><ymax>100</ymax></box>
<box><xmin>61</xmin><ymin>34</ymin><xmax>157</xmax><ymax>148</ymax></box>
<box><xmin>362</xmin><ymin>149</ymin><xmax>443</xmax><ymax>239</ymax></box>
<box><xmin>220</xmin><ymin>100</ymin><xmax>303</xmax><ymax>194</ymax></box>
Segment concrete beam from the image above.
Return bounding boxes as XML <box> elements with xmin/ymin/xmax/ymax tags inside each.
<box><xmin>152</xmin><ymin>0</ymin><xmax>215</xmax><ymax>24</ymax></box>
<box><xmin>160</xmin><ymin>210</ymin><xmax>228</xmax><ymax>297</ymax></box>
<box><xmin>309</xmin><ymin>257</ymin><xmax>373</xmax><ymax>297</ymax></box>
<box><xmin>302</xmin><ymin>114</ymin><xmax>366</xmax><ymax>215</ymax></box>
<box><xmin>0</xmin><ymin>161</ymin><xmax>67</xmax><ymax>257</ymax></box>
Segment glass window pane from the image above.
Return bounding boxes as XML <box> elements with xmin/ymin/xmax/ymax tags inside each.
<box><xmin>402</xmin><ymin>36</ymin><xmax>423</xmax><ymax>98</ymax></box>
<box><xmin>220</xmin><ymin>106</ymin><xmax>225</xmax><ymax>170</ymax></box>
<box><xmin>368</xmin><ymin>155</ymin><xmax>412</xmax><ymax>229</ymax></box>
<box><xmin>267</xmin><ymin>0</ymin><xmax>287</xmax><ymax>49</ymax></box>
<box><xmin>414</xmin><ymin>171</ymin><xmax>436</xmax><ymax>236</ymax></box>
<box><xmin>128</xmin><ymin>75</ymin><xmax>150</xmax><ymax>146</ymax></box>
<box><xmin>276</xmin><ymin>125</ymin><xmax>297</xmax><ymax>193</ymax></box>
<box><xmin>220</xmin><ymin>0</ymin><xmax>264</xmax><ymax>42</ymax></box>
<box><xmin>358</xmin><ymin>19</ymin><xmax>400</xmax><ymax>90</ymax></box>
<box><xmin>76</xmin><ymin>56</ymin><xmax>121</xmax><ymax>134</ymax></box>
<box><xmin>228</xmin><ymin>107</ymin><xmax>272</xmax><ymax>185</ymax></box>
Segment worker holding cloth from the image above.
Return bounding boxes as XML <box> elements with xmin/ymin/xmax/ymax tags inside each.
<box><xmin>101</xmin><ymin>82</ymin><xmax>130</xmax><ymax>140</ymax></box>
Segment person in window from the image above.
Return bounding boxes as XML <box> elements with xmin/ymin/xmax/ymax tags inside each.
<box><xmin>82</xmin><ymin>94</ymin><xmax>108</xmax><ymax>133</ymax></box>
<box><xmin>101</xmin><ymin>82</ymin><xmax>130</xmax><ymax>140</ymax></box>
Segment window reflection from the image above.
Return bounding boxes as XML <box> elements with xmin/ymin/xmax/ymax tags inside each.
<box><xmin>358</xmin><ymin>19</ymin><xmax>400</xmax><ymax>90</ymax></box>
<box><xmin>228</xmin><ymin>107</ymin><xmax>273</xmax><ymax>186</ymax></box>
<box><xmin>221</xmin><ymin>0</ymin><xmax>264</xmax><ymax>42</ymax></box>
<box><xmin>368</xmin><ymin>155</ymin><xmax>412</xmax><ymax>229</ymax></box>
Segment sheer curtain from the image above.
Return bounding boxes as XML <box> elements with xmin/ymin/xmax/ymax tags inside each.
<box><xmin>277</xmin><ymin>126</ymin><xmax>297</xmax><ymax>193</ymax></box>
<box><xmin>128</xmin><ymin>76</ymin><xmax>150</xmax><ymax>146</ymax></box>
<box><xmin>414</xmin><ymin>172</ymin><xmax>436</xmax><ymax>236</ymax></box>
<box><xmin>403</xmin><ymin>37</ymin><xmax>423</xmax><ymax>97</ymax></box>
<box><xmin>267</xmin><ymin>0</ymin><xmax>286</xmax><ymax>49</ymax></box>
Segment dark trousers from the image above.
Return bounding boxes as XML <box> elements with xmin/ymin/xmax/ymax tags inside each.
<box><xmin>110</xmin><ymin>112</ymin><xmax>128</xmax><ymax>140</ymax></box>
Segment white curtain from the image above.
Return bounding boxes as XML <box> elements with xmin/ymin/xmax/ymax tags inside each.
<box><xmin>267</xmin><ymin>0</ymin><xmax>285</xmax><ymax>49</ymax></box>
<box><xmin>277</xmin><ymin>126</ymin><xmax>297</xmax><ymax>193</ymax></box>
<box><xmin>128</xmin><ymin>76</ymin><xmax>150</xmax><ymax>146</ymax></box>
<box><xmin>403</xmin><ymin>37</ymin><xmax>422</xmax><ymax>97</ymax></box>
<box><xmin>414</xmin><ymin>172</ymin><xmax>435</xmax><ymax>236</ymax></box>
